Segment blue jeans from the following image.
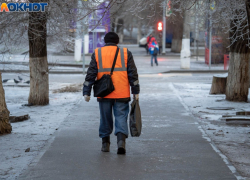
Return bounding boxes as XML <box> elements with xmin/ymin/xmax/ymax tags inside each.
<box><xmin>99</xmin><ymin>101</ymin><xmax>129</xmax><ymax>138</ymax></box>
<box><xmin>151</xmin><ymin>55</ymin><xmax>158</xmax><ymax>66</ymax></box>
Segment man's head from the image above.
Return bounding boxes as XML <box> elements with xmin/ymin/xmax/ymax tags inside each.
<box><xmin>104</xmin><ymin>32</ymin><xmax>119</xmax><ymax>44</ymax></box>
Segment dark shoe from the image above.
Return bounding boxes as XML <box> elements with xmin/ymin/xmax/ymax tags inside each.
<box><xmin>117</xmin><ymin>133</ymin><xmax>126</xmax><ymax>154</ymax></box>
<box><xmin>101</xmin><ymin>136</ymin><xmax>110</xmax><ymax>152</ymax></box>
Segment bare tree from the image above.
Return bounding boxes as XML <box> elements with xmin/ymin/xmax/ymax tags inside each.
<box><xmin>170</xmin><ymin>12</ymin><xmax>184</xmax><ymax>52</ymax></box>
<box><xmin>0</xmin><ymin>0</ymin><xmax>121</xmax><ymax>106</ymax></box>
<box><xmin>167</xmin><ymin>0</ymin><xmax>250</xmax><ymax>102</ymax></box>
<box><xmin>226</xmin><ymin>1</ymin><xmax>249</xmax><ymax>101</ymax></box>
<box><xmin>0</xmin><ymin>0</ymin><xmax>134</xmax><ymax>135</ymax></box>
<box><xmin>28</xmin><ymin>0</ymin><xmax>49</xmax><ymax>105</ymax></box>
<box><xmin>1</xmin><ymin>0</ymin><xmax>249</xmax><ymax>104</ymax></box>
<box><xmin>0</xmin><ymin>0</ymin><xmax>126</xmax><ymax>134</ymax></box>
<box><xmin>169</xmin><ymin>2</ymin><xmax>184</xmax><ymax>53</ymax></box>
<box><xmin>0</xmin><ymin>73</ymin><xmax>12</xmax><ymax>134</ymax></box>
<box><xmin>125</xmin><ymin>0</ymin><xmax>250</xmax><ymax>101</ymax></box>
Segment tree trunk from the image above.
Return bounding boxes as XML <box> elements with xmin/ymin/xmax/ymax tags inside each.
<box><xmin>171</xmin><ymin>14</ymin><xmax>183</xmax><ymax>53</ymax></box>
<box><xmin>226</xmin><ymin>52</ymin><xmax>249</xmax><ymax>101</ymax></box>
<box><xmin>249</xmin><ymin>58</ymin><xmax>250</xmax><ymax>87</ymax></box>
<box><xmin>245</xmin><ymin>0</ymin><xmax>250</xmax><ymax>87</ymax></box>
<box><xmin>171</xmin><ymin>39</ymin><xmax>182</xmax><ymax>53</ymax></box>
<box><xmin>28</xmin><ymin>1</ymin><xmax>49</xmax><ymax>105</ymax></box>
<box><xmin>129</xmin><ymin>25</ymin><xmax>133</xmax><ymax>38</ymax></box>
<box><xmin>226</xmin><ymin>3</ymin><xmax>250</xmax><ymax>102</ymax></box>
<box><xmin>0</xmin><ymin>73</ymin><xmax>12</xmax><ymax>134</ymax></box>
<box><xmin>111</xmin><ymin>20</ymin><xmax>115</xmax><ymax>32</ymax></box>
<box><xmin>117</xmin><ymin>18</ymin><xmax>124</xmax><ymax>43</ymax></box>
<box><xmin>181</xmin><ymin>10</ymin><xmax>191</xmax><ymax>57</ymax></box>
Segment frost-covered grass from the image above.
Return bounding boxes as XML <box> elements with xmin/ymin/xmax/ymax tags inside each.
<box><xmin>53</xmin><ymin>84</ymin><xmax>82</xmax><ymax>93</ymax></box>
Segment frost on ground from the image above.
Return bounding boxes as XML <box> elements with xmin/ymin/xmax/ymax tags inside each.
<box><xmin>0</xmin><ymin>83</ymin><xmax>82</xmax><ymax>180</ymax></box>
<box><xmin>172</xmin><ymin>83</ymin><xmax>250</xmax><ymax>178</ymax></box>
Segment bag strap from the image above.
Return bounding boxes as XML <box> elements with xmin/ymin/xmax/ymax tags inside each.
<box><xmin>110</xmin><ymin>47</ymin><xmax>119</xmax><ymax>76</ymax></box>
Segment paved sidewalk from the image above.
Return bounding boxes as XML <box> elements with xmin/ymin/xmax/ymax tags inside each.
<box><xmin>19</xmin><ymin>75</ymin><xmax>236</xmax><ymax>180</ymax></box>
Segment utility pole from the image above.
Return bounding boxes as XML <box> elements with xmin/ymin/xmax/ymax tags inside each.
<box><xmin>162</xmin><ymin>0</ymin><xmax>166</xmax><ymax>55</ymax></box>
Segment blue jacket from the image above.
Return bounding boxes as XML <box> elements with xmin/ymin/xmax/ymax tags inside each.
<box><xmin>148</xmin><ymin>41</ymin><xmax>159</xmax><ymax>55</ymax></box>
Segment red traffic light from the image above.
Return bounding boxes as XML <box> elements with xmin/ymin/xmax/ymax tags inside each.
<box><xmin>158</xmin><ymin>22</ymin><xmax>163</xmax><ymax>31</ymax></box>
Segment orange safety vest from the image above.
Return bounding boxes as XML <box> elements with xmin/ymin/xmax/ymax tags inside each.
<box><xmin>95</xmin><ymin>46</ymin><xmax>130</xmax><ymax>99</ymax></box>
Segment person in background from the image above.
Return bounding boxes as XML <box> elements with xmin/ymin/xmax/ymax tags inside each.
<box><xmin>148</xmin><ymin>36</ymin><xmax>159</xmax><ymax>66</ymax></box>
<box><xmin>146</xmin><ymin>34</ymin><xmax>153</xmax><ymax>55</ymax></box>
<box><xmin>83</xmin><ymin>32</ymin><xmax>140</xmax><ymax>155</ymax></box>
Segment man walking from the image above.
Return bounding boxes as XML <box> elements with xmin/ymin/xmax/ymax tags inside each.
<box><xmin>83</xmin><ymin>32</ymin><xmax>140</xmax><ymax>154</ymax></box>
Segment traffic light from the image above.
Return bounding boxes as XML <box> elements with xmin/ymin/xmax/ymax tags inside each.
<box><xmin>157</xmin><ymin>22</ymin><xmax>163</xmax><ymax>31</ymax></box>
<box><xmin>166</xmin><ymin>0</ymin><xmax>172</xmax><ymax>17</ymax></box>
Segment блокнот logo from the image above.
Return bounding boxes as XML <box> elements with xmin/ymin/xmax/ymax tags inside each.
<box><xmin>0</xmin><ymin>3</ymin><xmax>48</xmax><ymax>12</ymax></box>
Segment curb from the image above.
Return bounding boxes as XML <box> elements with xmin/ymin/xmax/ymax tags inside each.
<box><xmin>50</xmin><ymin>53</ymin><xmax>92</xmax><ymax>56</ymax></box>
<box><xmin>1</xmin><ymin>61</ymin><xmax>89</xmax><ymax>68</ymax></box>
<box><xmin>162</xmin><ymin>70</ymin><xmax>228</xmax><ymax>74</ymax></box>
<box><xmin>0</xmin><ymin>70</ymin><xmax>86</xmax><ymax>74</ymax></box>
<box><xmin>1</xmin><ymin>69</ymin><xmax>228</xmax><ymax>74</ymax></box>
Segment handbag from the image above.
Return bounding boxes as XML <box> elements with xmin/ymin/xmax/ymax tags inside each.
<box><xmin>129</xmin><ymin>99</ymin><xmax>142</xmax><ymax>137</ymax></box>
<box><xmin>93</xmin><ymin>47</ymin><xmax>119</xmax><ymax>97</ymax></box>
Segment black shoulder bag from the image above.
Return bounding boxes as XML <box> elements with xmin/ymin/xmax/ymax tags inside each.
<box><xmin>93</xmin><ymin>47</ymin><xmax>119</xmax><ymax>97</ymax></box>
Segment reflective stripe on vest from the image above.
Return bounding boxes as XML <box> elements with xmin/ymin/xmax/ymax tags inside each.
<box><xmin>97</xmin><ymin>48</ymin><xmax>127</xmax><ymax>73</ymax></box>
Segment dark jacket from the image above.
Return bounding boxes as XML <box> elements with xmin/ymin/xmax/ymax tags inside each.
<box><xmin>83</xmin><ymin>43</ymin><xmax>140</xmax><ymax>102</ymax></box>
